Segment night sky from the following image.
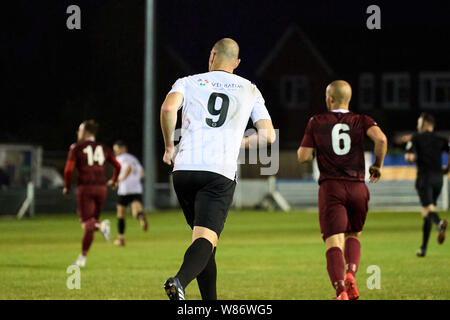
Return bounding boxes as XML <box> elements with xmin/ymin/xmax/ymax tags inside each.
<box><xmin>3</xmin><ymin>0</ymin><xmax>450</xmax><ymax>167</ymax></box>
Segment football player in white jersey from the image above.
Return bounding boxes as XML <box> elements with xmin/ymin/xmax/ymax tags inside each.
<box><xmin>160</xmin><ymin>38</ymin><xmax>276</xmax><ymax>300</ymax></box>
<box><xmin>112</xmin><ymin>141</ymin><xmax>147</xmax><ymax>246</ymax></box>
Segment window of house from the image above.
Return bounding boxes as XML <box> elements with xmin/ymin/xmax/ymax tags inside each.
<box><xmin>419</xmin><ymin>72</ymin><xmax>450</xmax><ymax>109</ymax></box>
<box><xmin>381</xmin><ymin>73</ymin><xmax>410</xmax><ymax>109</ymax></box>
<box><xmin>359</xmin><ymin>73</ymin><xmax>375</xmax><ymax>110</ymax></box>
<box><xmin>281</xmin><ymin>75</ymin><xmax>308</xmax><ymax>109</ymax></box>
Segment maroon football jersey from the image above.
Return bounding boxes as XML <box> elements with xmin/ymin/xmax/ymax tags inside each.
<box><xmin>301</xmin><ymin>111</ymin><xmax>377</xmax><ymax>183</ymax></box>
<box><xmin>64</xmin><ymin>140</ymin><xmax>120</xmax><ymax>187</ymax></box>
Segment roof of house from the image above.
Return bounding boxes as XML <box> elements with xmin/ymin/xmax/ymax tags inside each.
<box><xmin>256</xmin><ymin>24</ymin><xmax>335</xmax><ymax>77</ymax></box>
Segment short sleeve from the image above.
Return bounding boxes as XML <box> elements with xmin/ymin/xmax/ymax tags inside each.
<box><xmin>405</xmin><ymin>134</ymin><xmax>416</xmax><ymax>153</ymax></box>
<box><xmin>167</xmin><ymin>78</ymin><xmax>186</xmax><ymax>110</ymax></box>
<box><xmin>119</xmin><ymin>157</ymin><xmax>131</xmax><ymax>171</ymax></box>
<box><xmin>168</xmin><ymin>78</ymin><xmax>186</xmax><ymax>97</ymax></box>
<box><xmin>362</xmin><ymin>115</ymin><xmax>377</xmax><ymax>132</ymax></box>
<box><xmin>300</xmin><ymin>117</ymin><xmax>315</xmax><ymax>148</ymax></box>
<box><xmin>250</xmin><ymin>87</ymin><xmax>271</xmax><ymax>123</ymax></box>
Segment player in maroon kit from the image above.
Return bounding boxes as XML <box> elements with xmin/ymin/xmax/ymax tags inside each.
<box><xmin>63</xmin><ymin>120</ymin><xmax>121</xmax><ymax>267</ymax></box>
<box><xmin>297</xmin><ymin>81</ymin><xmax>387</xmax><ymax>300</ymax></box>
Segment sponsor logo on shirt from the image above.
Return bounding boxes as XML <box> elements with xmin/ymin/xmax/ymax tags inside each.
<box><xmin>198</xmin><ymin>79</ymin><xmax>209</xmax><ymax>86</ymax></box>
<box><xmin>197</xmin><ymin>78</ymin><xmax>243</xmax><ymax>89</ymax></box>
<box><xmin>211</xmin><ymin>82</ymin><xmax>243</xmax><ymax>89</ymax></box>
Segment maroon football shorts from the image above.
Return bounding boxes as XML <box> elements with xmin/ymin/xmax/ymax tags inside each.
<box><xmin>76</xmin><ymin>185</ymin><xmax>107</xmax><ymax>223</ymax></box>
<box><xmin>318</xmin><ymin>179</ymin><xmax>370</xmax><ymax>240</ymax></box>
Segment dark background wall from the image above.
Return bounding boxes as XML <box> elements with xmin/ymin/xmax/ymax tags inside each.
<box><xmin>3</xmin><ymin>0</ymin><xmax>450</xmax><ymax>181</ymax></box>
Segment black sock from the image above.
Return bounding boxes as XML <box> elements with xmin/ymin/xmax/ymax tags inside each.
<box><xmin>428</xmin><ymin>211</ymin><xmax>441</xmax><ymax>225</ymax></box>
<box><xmin>118</xmin><ymin>218</ymin><xmax>125</xmax><ymax>235</ymax></box>
<box><xmin>197</xmin><ymin>247</ymin><xmax>217</xmax><ymax>300</ymax></box>
<box><xmin>421</xmin><ymin>217</ymin><xmax>432</xmax><ymax>250</ymax></box>
<box><xmin>176</xmin><ymin>238</ymin><xmax>213</xmax><ymax>288</ymax></box>
<box><xmin>136</xmin><ymin>211</ymin><xmax>144</xmax><ymax>220</ymax></box>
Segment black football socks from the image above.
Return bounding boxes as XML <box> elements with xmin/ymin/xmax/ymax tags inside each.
<box><xmin>197</xmin><ymin>247</ymin><xmax>217</xmax><ymax>300</ymax></box>
<box><xmin>118</xmin><ymin>217</ymin><xmax>125</xmax><ymax>235</ymax></box>
<box><xmin>176</xmin><ymin>238</ymin><xmax>213</xmax><ymax>289</ymax></box>
<box><xmin>421</xmin><ymin>217</ymin><xmax>432</xmax><ymax>250</ymax></box>
<box><xmin>428</xmin><ymin>211</ymin><xmax>441</xmax><ymax>226</ymax></box>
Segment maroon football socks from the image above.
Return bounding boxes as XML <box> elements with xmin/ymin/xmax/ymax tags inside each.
<box><xmin>344</xmin><ymin>237</ymin><xmax>361</xmax><ymax>276</ymax></box>
<box><xmin>81</xmin><ymin>219</ymin><xmax>98</xmax><ymax>256</ymax></box>
<box><xmin>326</xmin><ymin>247</ymin><xmax>346</xmax><ymax>296</ymax></box>
<box><xmin>82</xmin><ymin>230</ymin><xmax>94</xmax><ymax>256</ymax></box>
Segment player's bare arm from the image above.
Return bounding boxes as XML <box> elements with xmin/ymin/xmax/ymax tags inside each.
<box><xmin>393</xmin><ymin>133</ymin><xmax>413</xmax><ymax>145</ymax></box>
<box><xmin>367</xmin><ymin>126</ymin><xmax>388</xmax><ymax>183</ymax></box>
<box><xmin>160</xmin><ymin>92</ymin><xmax>183</xmax><ymax>165</ymax></box>
<box><xmin>241</xmin><ymin>119</ymin><xmax>276</xmax><ymax>149</ymax></box>
<box><xmin>118</xmin><ymin>165</ymin><xmax>132</xmax><ymax>183</ymax></box>
<box><xmin>297</xmin><ymin>146</ymin><xmax>314</xmax><ymax>163</ymax></box>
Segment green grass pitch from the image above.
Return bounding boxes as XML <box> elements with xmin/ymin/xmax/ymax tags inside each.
<box><xmin>0</xmin><ymin>209</ymin><xmax>449</xmax><ymax>300</ymax></box>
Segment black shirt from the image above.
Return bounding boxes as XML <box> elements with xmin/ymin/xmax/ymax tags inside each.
<box><xmin>406</xmin><ymin>132</ymin><xmax>450</xmax><ymax>175</ymax></box>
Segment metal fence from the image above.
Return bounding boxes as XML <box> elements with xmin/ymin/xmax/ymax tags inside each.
<box><xmin>1</xmin><ymin>176</ymin><xmax>448</xmax><ymax>217</ymax></box>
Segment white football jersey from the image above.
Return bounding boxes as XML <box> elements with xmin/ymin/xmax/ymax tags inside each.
<box><xmin>116</xmin><ymin>153</ymin><xmax>143</xmax><ymax>195</ymax></box>
<box><xmin>168</xmin><ymin>70</ymin><xmax>271</xmax><ymax>181</ymax></box>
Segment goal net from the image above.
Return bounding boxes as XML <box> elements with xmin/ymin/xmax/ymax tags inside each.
<box><xmin>0</xmin><ymin>144</ymin><xmax>43</xmax><ymax>217</ymax></box>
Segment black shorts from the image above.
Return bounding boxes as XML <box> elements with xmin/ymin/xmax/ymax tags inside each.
<box><xmin>117</xmin><ymin>194</ymin><xmax>142</xmax><ymax>207</ymax></box>
<box><xmin>172</xmin><ymin>170</ymin><xmax>236</xmax><ymax>237</ymax></box>
<box><xmin>415</xmin><ymin>173</ymin><xmax>443</xmax><ymax>207</ymax></box>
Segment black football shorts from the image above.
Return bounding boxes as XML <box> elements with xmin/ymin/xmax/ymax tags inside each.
<box><xmin>117</xmin><ymin>194</ymin><xmax>143</xmax><ymax>207</ymax></box>
<box><xmin>415</xmin><ymin>173</ymin><xmax>443</xmax><ymax>207</ymax></box>
<box><xmin>172</xmin><ymin>170</ymin><xmax>236</xmax><ymax>237</ymax></box>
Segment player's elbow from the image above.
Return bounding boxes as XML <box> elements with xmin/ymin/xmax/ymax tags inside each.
<box><xmin>160</xmin><ymin>102</ymin><xmax>177</xmax><ymax>116</ymax></box>
<box><xmin>297</xmin><ymin>148</ymin><xmax>313</xmax><ymax>164</ymax></box>
<box><xmin>160</xmin><ymin>104</ymin><xmax>172</xmax><ymax>115</ymax></box>
<box><xmin>257</xmin><ymin>128</ymin><xmax>276</xmax><ymax>146</ymax></box>
<box><xmin>266</xmin><ymin>129</ymin><xmax>276</xmax><ymax>144</ymax></box>
<box><xmin>375</xmin><ymin>133</ymin><xmax>388</xmax><ymax>147</ymax></box>
<box><xmin>298</xmin><ymin>155</ymin><xmax>312</xmax><ymax>164</ymax></box>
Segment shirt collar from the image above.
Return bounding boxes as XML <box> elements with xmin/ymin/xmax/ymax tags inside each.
<box><xmin>332</xmin><ymin>109</ymin><xmax>350</xmax><ymax>113</ymax></box>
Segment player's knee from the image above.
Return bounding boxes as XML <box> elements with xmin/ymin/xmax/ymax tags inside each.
<box><xmin>421</xmin><ymin>206</ymin><xmax>433</xmax><ymax>217</ymax></box>
<box><xmin>131</xmin><ymin>201</ymin><xmax>142</xmax><ymax>213</ymax></box>
<box><xmin>83</xmin><ymin>219</ymin><xmax>97</xmax><ymax>232</ymax></box>
<box><xmin>345</xmin><ymin>232</ymin><xmax>361</xmax><ymax>240</ymax></box>
<box><xmin>325</xmin><ymin>233</ymin><xmax>345</xmax><ymax>250</ymax></box>
<box><xmin>192</xmin><ymin>226</ymin><xmax>218</xmax><ymax>248</ymax></box>
<box><xmin>117</xmin><ymin>205</ymin><xmax>126</xmax><ymax>218</ymax></box>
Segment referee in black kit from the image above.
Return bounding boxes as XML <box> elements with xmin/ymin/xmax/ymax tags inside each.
<box><xmin>405</xmin><ymin>113</ymin><xmax>450</xmax><ymax>257</ymax></box>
